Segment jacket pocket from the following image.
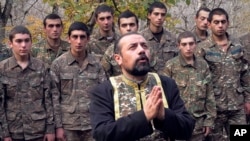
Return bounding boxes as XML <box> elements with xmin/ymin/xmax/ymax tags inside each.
<box><xmin>29</xmin><ymin>112</ymin><xmax>46</xmax><ymax>134</ymax></box>
<box><xmin>60</xmin><ymin>73</ymin><xmax>74</xmax><ymax>92</ymax></box>
<box><xmin>29</xmin><ymin>78</ymin><xmax>43</xmax><ymax>100</ymax></box>
<box><xmin>2</xmin><ymin>80</ymin><xmax>17</xmax><ymax>98</ymax></box>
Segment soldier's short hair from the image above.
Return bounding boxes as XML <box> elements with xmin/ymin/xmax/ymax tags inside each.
<box><xmin>9</xmin><ymin>25</ymin><xmax>32</xmax><ymax>42</ymax></box>
<box><xmin>68</xmin><ymin>21</ymin><xmax>90</xmax><ymax>37</ymax></box>
<box><xmin>118</xmin><ymin>10</ymin><xmax>138</xmax><ymax>28</ymax></box>
<box><xmin>177</xmin><ymin>31</ymin><xmax>196</xmax><ymax>44</ymax></box>
<box><xmin>195</xmin><ymin>7</ymin><xmax>211</xmax><ymax>18</ymax></box>
<box><xmin>114</xmin><ymin>32</ymin><xmax>142</xmax><ymax>54</ymax></box>
<box><xmin>147</xmin><ymin>1</ymin><xmax>167</xmax><ymax>14</ymax></box>
<box><xmin>43</xmin><ymin>13</ymin><xmax>63</xmax><ymax>27</ymax></box>
<box><xmin>208</xmin><ymin>8</ymin><xmax>229</xmax><ymax>22</ymax></box>
<box><xmin>95</xmin><ymin>4</ymin><xmax>114</xmax><ymax>18</ymax></box>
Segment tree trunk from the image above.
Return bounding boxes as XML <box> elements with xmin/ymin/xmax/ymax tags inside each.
<box><xmin>0</xmin><ymin>0</ymin><xmax>13</xmax><ymax>48</ymax></box>
<box><xmin>52</xmin><ymin>3</ymin><xmax>59</xmax><ymax>14</ymax></box>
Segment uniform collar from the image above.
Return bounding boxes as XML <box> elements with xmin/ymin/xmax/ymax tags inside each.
<box><xmin>178</xmin><ymin>54</ymin><xmax>197</xmax><ymax>68</ymax></box>
<box><xmin>65</xmin><ymin>50</ymin><xmax>95</xmax><ymax>67</ymax></box>
<box><xmin>9</xmin><ymin>55</ymin><xmax>36</xmax><ymax>71</ymax></box>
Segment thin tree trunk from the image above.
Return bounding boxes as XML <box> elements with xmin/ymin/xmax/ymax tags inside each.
<box><xmin>0</xmin><ymin>0</ymin><xmax>13</xmax><ymax>48</ymax></box>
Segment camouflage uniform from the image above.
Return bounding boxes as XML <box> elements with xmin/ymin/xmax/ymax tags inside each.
<box><xmin>0</xmin><ymin>47</ymin><xmax>12</xmax><ymax>61</ymax></box>
<box><xmin>140</xmin><ymin>27</ymin><xmax>178</xmax><ymax>74</ymax></box>
<box><xmin>0</xmin><ymin>56</ymin><xmax>54</xmax><ymax>140</ymax></box>
<box><xmin>192</xmin><ymin>27</ymin><xmax>209</xmax><ymax>43</ymax></box>
<box><xmin>31</xmin><ymin>39</ymin><xmax>69</xmax><ymax>67</ymax></box>
<box><xmin>101</xmin><ymin>43</ymin><xmax>121</xmax><ymax>77</ymax></box>
<box><xmin>87</xmin><ymin>29</ymin><xmax>118</xmax><ymax>56</ymax></box>
<box><xmin>196</xmin><ymin>35</ymin><xmax>250</xmax><ymax>141</ymax></box>
<box><xmin>163</xmin><ymin>54</ymin><xmax>216</xmax><ymax>141</ymax></box>
<box><xmin>50</xmin><ymin>51</ymin><xmax>106</xmax><ymax>141</ymax></box>
<box><xmin>239</xmin><ymin>33</ymin><xmax>250</xmax><ymax>64</ymax></box>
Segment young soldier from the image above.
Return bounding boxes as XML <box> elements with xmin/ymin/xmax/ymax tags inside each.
<box><xmin>90</xmin><ymin>32</ymin><xmax>195</xmax><ymax>141</ymax></box>
<box><xmin>87</xmin><ymin>4</ymin><xmax>118</xmax><ymax>56</ymax></box>
<box><xmin>32</xmin><ymin>13</ymin><xmax>69</xmax><ymax>67</ymax></box>
<box><xmin>193</xmin><ymin>7</ymin><xmax>211</xmax><ymax>43</ymax></box>
<box><xmin>196</xmin><ymin>8</ymin><xmax>250</xmax><ymax>140</ymax></box>
<box><xmin>101</xmin><ymin>10</ymin><xmax>139</xmax><ymax>77</ymax></box>
<box><xmin>50</xmin><ymin>22</ymin><xmax>106</xmax><ymax>141</ymax></box>
<box><xmin>141</xmin><ymin>1</ymin><xmax>177</xmax><ymax>74</ymax></box>
<box><xmin>164</xmin><ymin>31</ymin><xmax>216</xmax><ymax>141</ymax></box>
<box><xmin>0</xmin><ymin>26</ymin><xmax>55</xmax><ymax>141</ymax></box>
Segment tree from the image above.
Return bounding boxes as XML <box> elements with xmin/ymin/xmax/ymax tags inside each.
<box><xmin>43</xmin><ymin>0</ymin><xmax>191</xmax><ymax>34</ymax></box>
<box><xmin>0</xmin><ymin>0</ymin><xmax>13</xmax><ymax>47</ymax></box>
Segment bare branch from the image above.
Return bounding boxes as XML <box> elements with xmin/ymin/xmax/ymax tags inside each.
<box><xmin>21</xmin><ymin>0</ymin><xmax>38</xmax><ymax>24</ymax></box>
<box><xmin>111</xmin><ymin>0</ymin><xmax>121</xmax><ymax>13</ymax></box>
<box><xmin>217</xmin><ymin>0</ymin><xmax>223</xmax><ymax>7</ymax></box>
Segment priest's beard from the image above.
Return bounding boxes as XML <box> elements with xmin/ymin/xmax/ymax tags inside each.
<box><xmin>125</xmin><ymin>55</ymin><xmax>150</xmax><ymax>76</ymax></box>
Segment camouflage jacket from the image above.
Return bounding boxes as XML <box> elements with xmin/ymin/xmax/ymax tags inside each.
<box><xmin>192</xmin><ymin>27</ymin><xmax>209</xmax><ymax>43</ymax></box>
<box><xmin>196</xmin><ymin>35</ymin><xmax>250</xmax><ymax>111</ymax></box>
<box><xmin>87</xmin><ymin>29</ymin><xmax>118</xmax><ymax>56</ymax></box>
<box><xmin>31</xmin><ymin>39</ymin><xmax>69</xmax><ymax>67</ymax></box>
<box><xmin>0</xmin><ymin>47</ymin><xmax>12</xmax><ymax>61</ymax></box>
<box><xmin>101</xmin><ymin>43</ymin><xmax>121</xmax><ymax>77</ymax></box>
<box><xmin>239</xmin><ymin>33</ymin><xmax>250</xmax><ymax>63</ymax></box>
<box><xmin>163</xmin><ymin>54</ymin><xmax>216</xmax><ymax>129</ymax></box>
<box><xmin>140</xmin><ymin>27</ymin><xmax>178</xmax><ymax>74</ymax></box>
<box><xmin>0</xmin><ymin>56</ymin><xmax>54</xmax><ymax>140</ymax></box>
<box><xmin>50</xmin><ymin>51</ymin><xmax>106</xmax><ymax>130</ymax></box>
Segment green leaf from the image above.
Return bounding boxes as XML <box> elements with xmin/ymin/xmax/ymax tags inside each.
<box><xmin>185</xmin><ymin>0</ymin><xmax>191</xmax><ymax>5</ymax></box>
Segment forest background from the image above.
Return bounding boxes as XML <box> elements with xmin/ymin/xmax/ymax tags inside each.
<box><xmin>0</xmin><ymin>0</ymin><xmax>250</xmax><ymax>48</ymax></box>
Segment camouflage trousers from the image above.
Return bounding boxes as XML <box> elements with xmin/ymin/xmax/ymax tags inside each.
<box><xmin>64</xmin><ymin>129</ymin><xmax>94</xmax><ymax>141</ymax></box>
<box><xmin>11</xmin><ymin>137</ymin><xmax>43</xmax><ymax>141</ymax></box>
<box><xmin>175</xmin><ymin>133</ymin><xmax>211</xmax><ymax>141</ymax></box>
<box><xmin>210</xmin><ymin>109</ymin><xmax>246</xmax><ymax>141</ymax></box>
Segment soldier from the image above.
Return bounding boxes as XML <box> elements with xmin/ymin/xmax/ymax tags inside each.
<box><xmin>239</xmin><ymin>33</ymin><xmax>250</xmax><ymax>124</ymax></box>
<box><xmin>101</xmin><ymin>10</ymin><xmax>139</xmax><ymax>77</ymax></box>
<box><xmin>87</xmin><ymin>4</ymin><xmax>118</xmax><ymax>56</ymax></box>
<box><xmin>50</xmin><ymin>22</ymin><xmax>106</xmax><ymax>141</ymax></box>
<box><xmin>32</xmin><ymin>13</ymin><xmax>69</xmax><ymax>67</ymax></box>
<box><xmin>0</xmin><ymin>26</ymin><xmax>55</xmax><ymax>141</ymax></box>
<box><xmin>141</xmin><ymin>1</ymin><xmax>177</xmax><ymax>74</ymax></box>
<box><xmin>163</xmin><ymin>31</ymin><xmax>216</xmax><ymax>141</ymax></box>
<box><xmin>90</xmin><ymin>32</ymin><xmax>195</xmax><ymax>141</ymax></box>
<box><xmin>195</xmin><ymin>8</ymin><xmax>250</xmax><ymax>140</ymax></box>
<box><xmin>193</xmin><ymin>7</ymin><xmax>211</xmax><ymax>43</ymax></box>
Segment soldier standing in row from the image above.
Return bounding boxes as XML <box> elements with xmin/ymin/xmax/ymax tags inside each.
<box><xmin>141</xmin><ymin>1</ymin><xmax>178</xmax><ymax>74</ymax></box>
<box><xmin>164</xmin><ymin>31</ymin><xmax>216</xmax><ymax>141</ymax></box>
<box><xmin>101</xmin><ymin>10</ymin><xmax>139</xmax><ymax>77</ymax></box>
<box><xmin>193</xmin><ymin>7</ymin><xmax>211</xmax><ymax>43</ymax></box>
<box><xmin>196</xmin><ymin>8</ymin><xmax>250</xmax><ymax>141</ymax></box>
<box><xmin>87</xmin><ymin>4</ymin><xmax>118</xmax><ymax>56</ymax></box>
<box><xmin>0</xmin><ymin>26</ymin><xmax>55</xmax><ymax>141</ymax></box>
<box><xmin>32</xmin><ymin>13</ymin><xmax>69</xmax><ymax>67</ymax></box>
<box><xmin>50</xmin><ymin>22</ymin><xmax>106</xmax><ymax>141</ymax></box>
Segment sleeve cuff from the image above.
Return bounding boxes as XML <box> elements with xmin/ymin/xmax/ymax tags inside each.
<box><xmin>46</xmin><ymin>124</ymin><xmax>55</xmax><ymax>134</ymax></box>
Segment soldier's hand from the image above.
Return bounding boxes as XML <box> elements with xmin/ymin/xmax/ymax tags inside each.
<box><xmin>43</xmin><ymin>133</ymin><xmax>55</xmax><ymax>141</ymax></box>
<box><xmin>156</xmin><ymin>91</ymin><xmax>165</xmax><ymax>120</ymax></box>
<box><xmin>203</xmin><ymin>126</ymin><xmax>211</xmax><ymax>137</ymax></box>
<box><xmin>244</xmin><ymin>102</ymin><xmax>250</xmax><ymax>115</ymax></box>
<box><xmin>144</xmin><ymin>86</ymin><xmax>162</xmax><ymax>121</ymax></box>
<box><xmin>56</xmin><ymin>128</ymin><xmax>66</xmax><ymax>141</ymax></box>
<box><xmin>3</xmin><ymin>137</ymin><xmax>12</xmax><ymax>141</ymax></box>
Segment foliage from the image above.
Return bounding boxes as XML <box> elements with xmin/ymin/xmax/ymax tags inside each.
<box><xmin>42</xmin><ymin>0</ymin><xmax>190</xmax><ymax>33</ymax></box>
